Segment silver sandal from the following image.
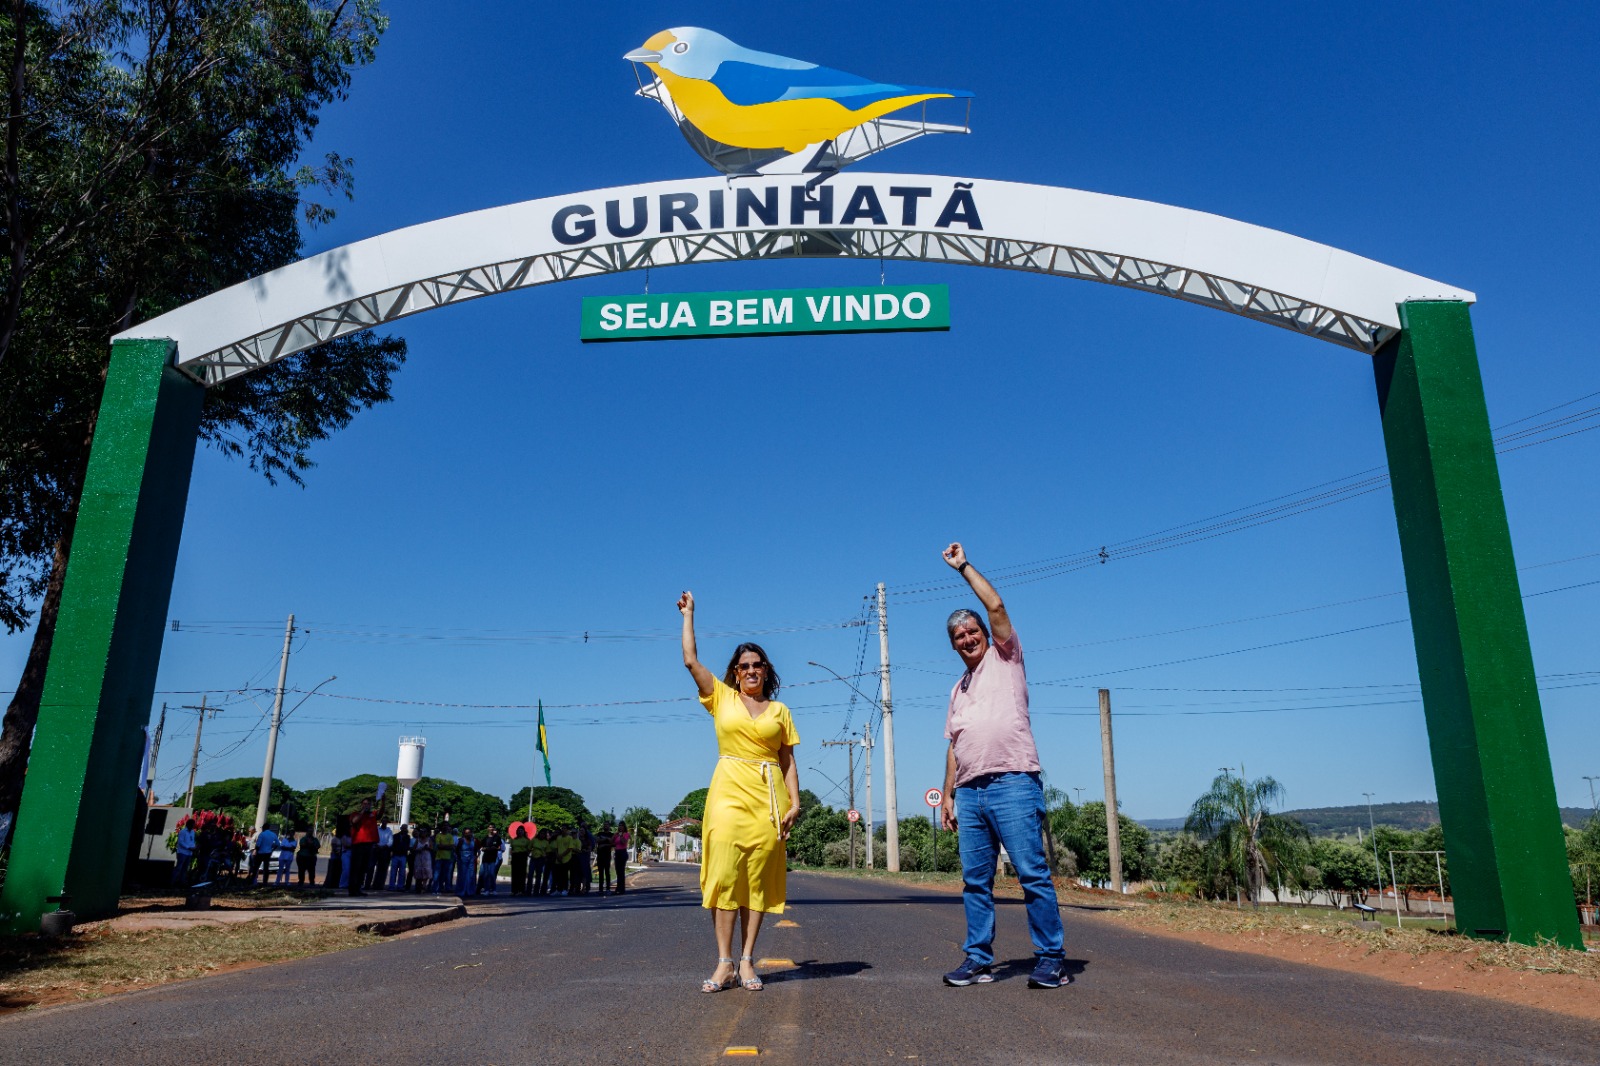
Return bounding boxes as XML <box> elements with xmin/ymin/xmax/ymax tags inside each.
<box><xmin>701</xmin><ymin>956</ymin><xmax>737</xmax><ymax>993</ymax></box>
<box><xmin>739</xmin><ymin>954</ymin><xmax>763</xmax><ymax>991</ymax></box>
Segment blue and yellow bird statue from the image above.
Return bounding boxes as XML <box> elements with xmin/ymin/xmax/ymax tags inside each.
<box><xmin>625</xmin><ymin>27</ymin><xmax>972</xmax><ymax>165</ymax></box>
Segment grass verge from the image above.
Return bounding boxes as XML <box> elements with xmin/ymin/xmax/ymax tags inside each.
<box><xmin>0</xmin><ymin>920</ymin><xmax>378</xmax><ymax>1012</ymax></box>
<box><xmin>1103</xmin><ymin>895</ymin><xmax>1600</xmax><ymax>979</ymax></box>
<box><xmin>801</xmin><ymin>864</ymin><xmax>1598</xmax><ymax>980</ymax></box>
<box><xmin>116</xmin><ymin>885</ymin><xmax>337</xmax><ymax>912</ymax></box>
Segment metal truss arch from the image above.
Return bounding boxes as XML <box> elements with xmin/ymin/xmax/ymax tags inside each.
<box><xmin>115</xmin><ymin>175</ymin><xmax>1474</xmax><ymax>386</ymax></box>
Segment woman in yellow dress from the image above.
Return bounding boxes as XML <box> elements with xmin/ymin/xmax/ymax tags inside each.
<box><xmin>678</xmin><ymin>590</ymin><xmax>801</xmax><ymax>993</ymax></box>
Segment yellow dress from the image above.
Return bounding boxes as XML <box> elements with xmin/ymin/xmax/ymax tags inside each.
<box><xmin>698</xmin><ymin>678</ymin><xmax>800</xmax><ymax>913</ymax></box>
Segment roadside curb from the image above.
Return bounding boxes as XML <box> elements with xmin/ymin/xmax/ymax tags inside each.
<box><xmin>356</xmin><ymin>903</ymin><xmax>465</xmax><ymax>936</ymax></box>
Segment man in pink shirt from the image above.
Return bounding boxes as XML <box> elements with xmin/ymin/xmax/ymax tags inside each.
<box><xmin>939</xmin><ymin>542</ymin><xmax>1067</xmax><ymax>989</ymax></box>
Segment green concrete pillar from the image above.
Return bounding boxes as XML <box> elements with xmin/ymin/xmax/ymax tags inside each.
<box><xmin>0</xmin><ymin>339</ymin><xmax>203</xmax><ymax>933</ymax></box>
<box><xmin>1375</xmin><ymin>301</ymin><xmax>1580</xmax><ymax>949</ymax></box>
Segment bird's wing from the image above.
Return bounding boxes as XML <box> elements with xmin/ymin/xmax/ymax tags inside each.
<box><xmin>711</xmin><ymin>60</ymin><xmax>972</xmax><ymax>110</ymax></box>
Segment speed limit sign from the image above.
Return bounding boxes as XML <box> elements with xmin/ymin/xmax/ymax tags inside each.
<box><xmin>925</xmin><ymin>787</ymin><xmax>943</xmax><ymax>808</ymax></box>
<box><xmin>847</xmin><ymin>809</ymin><xmax>860</xmax><ymax>823</ymax></box>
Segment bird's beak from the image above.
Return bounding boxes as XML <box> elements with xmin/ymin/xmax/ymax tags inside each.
<box><xmin>624</xmin><ymin>47</ymin><xmax>661</xmax><ymax>64</ymax></box>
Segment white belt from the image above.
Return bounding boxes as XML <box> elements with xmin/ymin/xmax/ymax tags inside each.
<box><xmin>719</xmin><ymin>755</ymin><xmax>782</xmax><ymax>829</ymax></box>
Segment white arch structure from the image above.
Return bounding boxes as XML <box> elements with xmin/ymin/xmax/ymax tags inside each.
<box><xmin>116</xmin><ymin>174</ymin><xmax>1472</xmax><ymax>384</ymax></box>
<box><xmin>17</xmin><ymin>171</ymin><xmax>1584</xmax><ymax>957</ymax></box>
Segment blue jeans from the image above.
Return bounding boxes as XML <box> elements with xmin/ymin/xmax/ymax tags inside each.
<box><xmin>955</xmin><ymin>771</ymin><xmax>1064</xmax><ymax>966</ymax></box>
<box><xmin>432</xmin><ymin>857</ymin><xmax>454</xmax><ymax>893</ymax></box>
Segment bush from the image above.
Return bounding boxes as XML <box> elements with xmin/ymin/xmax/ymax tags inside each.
<box><xmin>822</xmin><ymin>840</ymin><xmax>853</xmax><ymax>867</ymax></box>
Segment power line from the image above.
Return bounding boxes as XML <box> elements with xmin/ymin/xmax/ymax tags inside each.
<box><xmin>884</xmin><ymin>387</ymin><xmax>1600</xmax><ymax>602</ymax></box>
<box><xmin>890</xmin><ymin>548</ymin><xmax>1600</xmax><ymax>669</ymax></box>
<box><xmin>167</xmin><ymin>616</ymin><xmax>865</xmax><ymax>645</ymax></box>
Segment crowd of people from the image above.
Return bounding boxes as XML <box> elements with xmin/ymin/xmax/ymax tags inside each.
<box><xmin>169</xmin><ymin>803</ymin><xmax>642</xmax><ymax>901</ymax></box>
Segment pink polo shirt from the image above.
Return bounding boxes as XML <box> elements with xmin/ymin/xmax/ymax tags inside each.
<box><xmin>944</xmin><ymin>630</ymin><xmax>1041</xmax><ymax>786</ymax></box>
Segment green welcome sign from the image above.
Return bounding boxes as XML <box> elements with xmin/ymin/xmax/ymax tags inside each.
<box><xmin>580</xmin><ymin>284</ymin><xmax>949</xmax><ymax>342</ymax></box>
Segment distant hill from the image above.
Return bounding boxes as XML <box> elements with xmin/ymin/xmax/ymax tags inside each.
<box><xmin>1139</xmin><ymin>801</ymin><xmax>1596</xmax><ymax>836</ymax></box>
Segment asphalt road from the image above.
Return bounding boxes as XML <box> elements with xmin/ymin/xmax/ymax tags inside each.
<box><xmin>3</xmin><ymin>864</ymin><xmax>1596</xmax><ymax>1065</ymax></box>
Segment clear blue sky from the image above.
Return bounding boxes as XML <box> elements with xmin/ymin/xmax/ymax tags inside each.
<box><xmin>6</xmin><ymin>1</ymin><xmax>1598</xmax><ymax>824</ymax></box>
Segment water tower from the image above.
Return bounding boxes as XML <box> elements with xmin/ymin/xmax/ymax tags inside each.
<box><xmin>396</xmin><ymin>736</ymin><xmax>427</xmax><ymax>826</ymax></box>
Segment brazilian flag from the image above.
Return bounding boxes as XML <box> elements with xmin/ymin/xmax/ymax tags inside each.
<box><xmin>536</xmin><ymin>700</ymin><xmax>551</xmax><ymax>786</ymax></box>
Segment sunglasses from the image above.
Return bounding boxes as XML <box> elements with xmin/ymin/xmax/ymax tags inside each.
<box><xmin>736</xmin><ymin>663</ymin><xmax>768</xmax><ymax>673</ymax></box>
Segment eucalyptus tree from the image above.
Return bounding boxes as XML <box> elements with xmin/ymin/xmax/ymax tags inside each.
<box><xmin>1183</xmin><ymin>770</ymin><xmax>1309</xmax><ymax>903</ymax></box>
<box><xmin>0</xmin><ymin>1</ymin><xmax>405</xmax><ymax>838</ymax></box>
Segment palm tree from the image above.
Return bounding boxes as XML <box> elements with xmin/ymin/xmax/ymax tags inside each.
<box><xmin>1184</xmin><ymin>769</ymin><xmax>1308</xmax><ymax>902</ymax></box>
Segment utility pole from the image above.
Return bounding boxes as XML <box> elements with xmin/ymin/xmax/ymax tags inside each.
<box><xmin>876</xmin><ymin>583</ymin><xmax>900</xmax><ymax>871</ymax></box>
<box><xmin>862</xmin><ymin>729</ymin><xmax>874</xmax><ymax>869</ymax></box>
<box><xmin>145</xmin><ymin>703</ymin><xmax>167</xmax><ymax>804</ymax></box>
<box><xmin>254</xmin><ymin>614</ymin><xmax>296</xmax><ymax>833</ymax></box>
<box><xmin>182</xmin><ymin>696</ymin><xmax>215</xmax><ymax>810</ymax></box>
<box><xmin>1099</xmin><ymin>688</ymin><xmax>1123</xmax><ymax>893</ymax></box>
<box><xmin>822</xmin><ymin>739</ymin><xmax>858</xmax><ymax>867</ymax></box>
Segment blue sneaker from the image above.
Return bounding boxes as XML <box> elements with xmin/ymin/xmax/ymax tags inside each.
<box><xmin>1028</xmin><ymin>957</ymin><xmax>1068</xmax><ymax>989</ymax></box>
<box><xmin>942</xmin><ymin>958</ymin><xmax>994</xmax><ymax>986</ymax></box>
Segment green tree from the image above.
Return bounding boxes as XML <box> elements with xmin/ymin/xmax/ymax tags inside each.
<box><xmin>1568</xmin><ymin>817</ymin><xmax>1600</xmax><ymax>909</ymax></box>
<box><xmin>190</xmin><ymin>776</ymin><xmax>303</xmax><ymax>829</ymax></box>
<box><xmin>0</xmin><ymin>1</ymin><xmax>404</xmax><ymax>840</ymax></box>
<box><xmin>1308</xmin><ymin>838</ymin><xmax>1378</xmax><ymax>908</ymax></box>
<box><xmin>525</xmin><ymin>800</ymin><xmax>575</xmax><ymax>833</ymax></box>
<box><xmin>1153</xmin><ymin>833</ymin><xmax>1207</xmax><ymax>895</ymax></box>
<box><xmin>787</xmin><ymin>804</ymin><xmax>848</xmax><ymax>867</ymax></box>
<box><xmin>305</xmin><ymin>775</ymin><xmax>506</xmax><ymax>835</ymax></box>
<box><xmin>506</xmin><ymin>785</ymin><xmax>591</xmax><ymax>826</ymax></box>
<box><xmin>620</xmin><ymin>805</ymin><xmax>660</xmax><ymax>841</ymax></box>
<box><xmin>1373</xmin><ymin>825</ymin><xmax>1450</xmax><ymax>909</ymax></box>
<box><xmin>1057</xmin><ymin>801</ymin><xmax>1153</xmax><ymax>884</ymax></box>
<box><xmin>1184</xmin><ymin>771</ymin><xmax>1309</xmax><ymax>902</ymax></box>
<box><xmin>669</xmin><ymin>786</ymin><xmax>709</xmax><ymax>838</ymax></box>
<box><xmin>891</xmin><ymin>815</ymin><xmax>960</xmax><ymax>873</ymax></box>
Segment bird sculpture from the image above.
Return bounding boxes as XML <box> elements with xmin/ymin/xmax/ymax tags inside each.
<box><xmin>624</xmin><ymin>27</ymin><xmax>972</xmax><ymax>162</ymax></box>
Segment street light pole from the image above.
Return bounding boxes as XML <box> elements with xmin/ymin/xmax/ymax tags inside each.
<box><xmin>819</xmin><ymin>741</ymin><xmax>859</xmax><ymax>867</ymax></box>
<box><xmin>1584</xmin><ymin>775</ymin><xmax>1598</xmax><ymax>813</ymax></box>
<box><xmin>811</xmin><ymin>661</ymin><xmax>894</xmax><ymax>867</ymax></box>
<box><xmin>1363</xmin><ymin>791</ymin><xmax>1383</xmax><ymax>894</ymax></box>
<box><xmin>861</xmin><ymin>729</ymin><xmax>874</xmax><ymax>869</ymax></box>
<box><xmin>876</xmin><ymin>583</ymin><xmax>900</xmax><ymax>871</ymax></box>
<box><xmin>810</xmin><ymin>764</ymin><xmax>855</xmax><ymax>866</ymax></box>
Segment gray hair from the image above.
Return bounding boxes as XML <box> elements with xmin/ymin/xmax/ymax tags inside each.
<box><xmin>946</xmin><ymin>609</ymin><xmax>990</xmax><ymax>641</ymax></box>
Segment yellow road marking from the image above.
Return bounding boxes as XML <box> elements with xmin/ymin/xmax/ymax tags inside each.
<box><xmin>756</xmin><ymin>957</ymin><xmax>796</xmax><ymax>969</ymax></box>
<box><xmin>724</xmin><ymin>1048</ymin><xmax>760</xmax><ymax>1057</ymax></box>
<box><xmin>775</xmin><ymin>919</ymin><xmax>799</xmax><ymax>927</ymax></box>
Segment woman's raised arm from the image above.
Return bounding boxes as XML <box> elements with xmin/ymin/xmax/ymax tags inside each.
<box><xmin>678</xmin><ymin>591</ymin><xmax>716</xmax><ymax>697</ymax></box>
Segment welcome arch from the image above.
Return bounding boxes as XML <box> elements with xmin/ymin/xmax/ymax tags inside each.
<box><xmin>3</xmin><ymin>173</ymin><xmax>1579</xmax><ymax>950</ymax></box>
